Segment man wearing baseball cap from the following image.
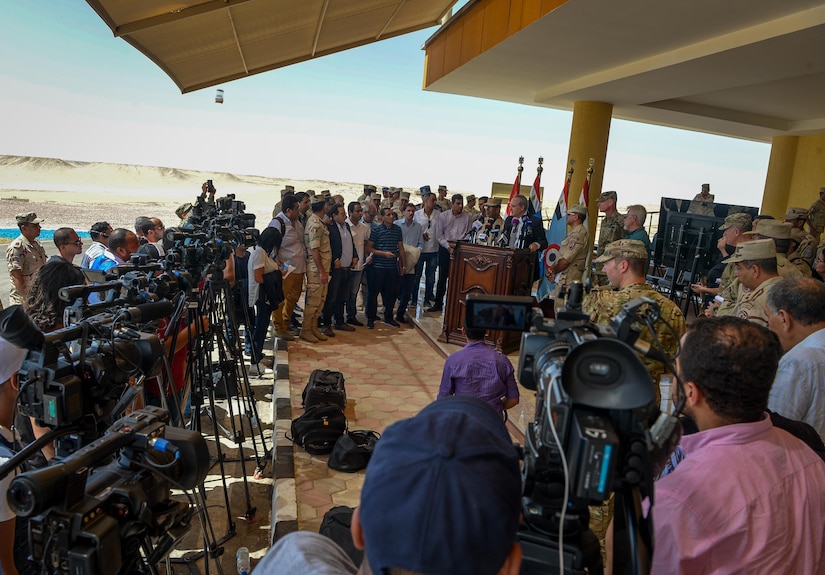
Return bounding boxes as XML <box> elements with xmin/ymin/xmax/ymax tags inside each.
<box><xmin>255</xmin><ymin>397</ymin><xmax>523</xmax><ymax>574</ymax></box>
<box><xmin>593</xmin><ymin>191</ymin><xmax>624</xmax><ymax>286</ymax></box>
<box><xmin>6</xmin><ymin>212</ymin><xmax>47</xmax><ymax>306</ymax></box>
<box><xmin>714</xmin><ymin>239</ymin><xmax>782</xmax><ymax>327</ymax></box>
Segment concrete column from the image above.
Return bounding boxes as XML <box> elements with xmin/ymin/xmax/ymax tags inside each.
<box><xmin>761</xmin><ymin>135</ymin><xmax>797</xmax><ymax>217</ymax></box>
<box><xmin>566</xmin><ymin>101</ymin><xmax>613</xmax><ymax>241</ymax></box>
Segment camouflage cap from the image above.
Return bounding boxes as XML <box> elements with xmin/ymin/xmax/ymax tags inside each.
<box><xmin>466</xmin><ymin>194</ymin><xmax>476</xmax><ymax>202</ymax></box>
<box><xmin>400</xmin><ymin>191</ymin><xmax>411</xmax><ymax>200</ymax></box>
<box><xmin>321</xmin><ymin>189</ymin><xmax>332</xmax><ymax>200</ymax></box>
<box><xmin>719</xmin><ymin>212</ymin><xmax>752</xmax><ymax>230</ymax></box>
<box><xmin>365</xmin><ymin>184</ymin><xmax>377</xmax><ymax>193</ymax></box>
<box><xmin>597</xmin><ymin>190</ymin><xmax>617</xmax><ymax>202</ymax></box>
<box><xmin>438</xmin><ymin>185</ymin><xmax>447</xmax><ymax>192</ymax></box>
<box><xmin>746</xmin><ymin>219</ymin><xmax>791</xmax><ymax>239</ymax></box>
<box><xmin>784</xmin><ymin>207</ymin><xmax>808</xmax><ymax>221</ymax></box>
<box><xmin>568</xmin><ymin>204</ymin><xmax>587</xmax><ymax>216</ymax></box>
<box><xmin>175</xmin><ymin>202</ymin><xmax>193</xmax><ymax>219</ymax></box>
<box><xmin>306</xmin><ymin>189</ymin><xmax>317</xmax><ymax>198</ymax></box>
<box><xmin>723</xmin><ymin>239</ymin><xmax>776</xmax><ymax>263</ymax></box>
<box><xmin>593</xmin><ymin>239</ymin><xmax>648</xmax><ymax>263</ymax></box>
<box><xmin>16</xmin><ymin>212</ymin><xmax>43</xmax><ymax>225</ymax></box>
<box><xmin>487</xmin><ymin>197</ymin><xmax>503</xmax><ymax>207</ymax></box>
<box><xmin>371</xmin><ymin>192</ymin><xmax>382</xmax><ymax>201</ymax></box>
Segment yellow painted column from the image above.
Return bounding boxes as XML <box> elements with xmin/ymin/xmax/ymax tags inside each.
<box><xmin>566</xmin><ymin>101</ymin><xmax>613</xmax><ymax>242</ymax></box>
<box><xmin>761</xmin><ymin>135</ymin><xmax>797</xmax><ymax>217</ymax></box>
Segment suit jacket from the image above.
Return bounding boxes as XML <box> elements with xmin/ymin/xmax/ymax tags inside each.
<box><xmin>326</xmin><ymin>221</ymin><xmax>358</xmax><ymax>273</ymax></box>
<box><xmin>503</xmin><ymin>214</ymin><xmax>548</xmax><ymax>281</ymax></box>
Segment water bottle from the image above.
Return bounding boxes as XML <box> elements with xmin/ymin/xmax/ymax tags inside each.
<box><xmin>237</xmin><ymin>547</ymin><xmax>250</xmax><ymax>575</ymax></box>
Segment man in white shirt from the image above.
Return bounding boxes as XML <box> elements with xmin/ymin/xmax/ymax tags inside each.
<box><xmin>414</xmin><ymin>192</ymin><xmax>440</xmax><ymax>308</ymax></box>
<box><xmin>346</xmin><ymin>202</ymin><xmax>370</xmax><ymax>326</ymax></box>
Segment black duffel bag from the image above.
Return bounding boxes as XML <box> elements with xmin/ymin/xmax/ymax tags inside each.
<box><xmin>327</xmin><ymin>430</ymin><xmax>380</xmax><ymax>472</ymax></box>
<box><xmin>288</xmin><ymin>403</ymin><xmax>347</xmax><ymax>455</ymax></box>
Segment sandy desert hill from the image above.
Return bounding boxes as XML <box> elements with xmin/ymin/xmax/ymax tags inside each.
<box><xmin>0</xmin><ymin>155</ymin><xmax>370</xmax><ymax>230</ymax></box>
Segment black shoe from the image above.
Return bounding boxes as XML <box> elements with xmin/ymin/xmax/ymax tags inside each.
<box><xmin>383</xmin><ymin>318</ymin><xmax>400</xmax><ymax>328</ymax></box>
<box><xmin>367</xmin><ymin>320</ymin><xmax>375</xmax><ymax>329</ymax></box>
<box><xmin>395</xmin><ymin>315</ymin><xmax>407</xmax><ymax>325</ymax></box>
<box><xmin>346</xmin><ymin>318</ymin><xmax>364</xmax><ymax>327</ymax></box>
<box><xmin>426</xmin><ymin>304</ymin><xmax>442</xmax><ymax>313</ymax></box>
<box><xmin>335</xmin><ymin>323</ymin><xmax>356</xmax><ymax>332</ymax></box>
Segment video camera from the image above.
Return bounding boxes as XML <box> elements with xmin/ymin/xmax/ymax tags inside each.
<box><xmin>465</xmin><ymin>286</ymin><xmax>682</xmax><ymax>574</ymax></box>
<box><xmin>3</xmin><ymin>406</ymin><xmax>208</xmax><ymax>575</ymax></box>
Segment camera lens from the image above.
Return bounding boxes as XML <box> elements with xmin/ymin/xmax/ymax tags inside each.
<box><xmin>8</xmin><ymin>480</ymin><xmax>36</xmax><ymax>516</ymax></box>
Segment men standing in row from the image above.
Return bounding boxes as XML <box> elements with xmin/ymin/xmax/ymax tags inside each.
<box><xmin>6</xmin><ymin>212</ymin><xmax>47</xmax><ymax>305</ymax></box>
<box><xmin>413</xmin><ymin>191</ymin><xmax>440</xmax><ymax>308</ymax></box>
<box><xmin>345</xmin><ymin>202</ymin><xmax>369</xmax><ymax>326</ymax></box>
<box><xmin>593</xmin><ymin>190</ymin><xmax>624</xmax><ymax>286</ymax></box>
<box><xmin>584</xmin><ymin>239</ymin><xmax>685</xmax><ymax>387</ymax></box>
<box><xmin>81</xmin><ymin>221</ymin><xmax>112</xmax><ymax>268</ymax></box>
<box><xmin>428</xmin><ymin>195</ymin><xmax>471</xmax><ymax>313</ymax></box>
<box><xmin>49</xmin><ymin>227</ymin><xmax>83</xmax><ymax>264</ymax></box>
<box><xmin>321</xmin><ymin>203</ymin><xmax>358</xmax><ymax>335</ymax></box>
<box><xmin>271</xmin><ymin>195</ymin><xmax>306</xmax><ymax>341</ymax></box>
<box><xmin>366</xmin><ymin>208</ymin><xmax>405</xmax><ymax>328</ymax></box>
<box><xmin>766</xmin><ymin>277</ymin><xmax>825</xmax><ymax>441</ymax></box>
<box><xmin>300</xmin><ymin>199</ymin><xmax>331</xmax><ymax>343</ymax></box>
<box><xmin>545</xmin><ymin>204</ymin><xmax>588</xmax><ymax>294</ymax></box>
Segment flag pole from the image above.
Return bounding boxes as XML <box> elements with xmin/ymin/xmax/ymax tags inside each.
<box><xmin>581</xmin><ymin>158</ymin><xmax>596</xmax><ymax>286</ymax></box>
<box><xmin>506</xmin><ymin>156</ymin><xmax>524</xmax><ymax>216</ymax></box>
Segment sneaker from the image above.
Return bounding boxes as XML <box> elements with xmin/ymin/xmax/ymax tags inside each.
<box><xmin>321</xmin><ymin>326</ymin><xmax>336</xmax><ymax>337</ymax></box>
<box><xmin>383</xmin><ymin>318</ymin><xmax>400</xmax><ymax>328</ymax></box>
<box><xmin>335</xmin><ymin>323</ymin><xmax>356</xmax><ymax>332</ymax></box>
<box><xmin>346</xmin><ymin>318</ymin><xmax>364</xmax><ymax>327</ymax></box>
<box><xmin>274</xmin><ymin>331</ymin><xmax>295</xmax><ymax>342</ymax></box>
<box><xmin>299</xmin><ymin>330</ymin><xmax>319</xmax><ymax>343</ymax></box>
<box><xmin>367</xmin><ymin>320</ymin><xmax>375</xmax><ymax>329</ymax></box>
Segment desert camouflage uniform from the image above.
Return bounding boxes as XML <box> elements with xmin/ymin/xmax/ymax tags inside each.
<box><xmin>777</xmin><ymin>254</ymin><xmax>803</xmax><ymax>278</ymax></box>
<box><xmin>303</xmin><ymin>213</ymin><xmax>332</xmax><ymax>334</ymax></box>
<box><xmin>6</xmin><ymin>235</ymin><xmax>46</xmax><ymax>305</ymax></box>
<box><xmin>809</xmin><ymin>198</ymin><xmax>825</xmax><ymax>239</ymax></box>
<box><xmin>788</xmin><ymin>252</ymin><xmax>813</xmax><ymax>277</ymax></box>
<box><xmin>725</xmin><ymin>276</ymin><xmax>783</xmax><ymax>327</ymax></box>
<box><xmin>593</xmin><ymin>213</ymin><xmax>625</xmax><ymax>286</ymax></box>
<box><xmin>716</xmin><ymin>255</ymin><xmax>800</xmax><ymax>316</ymax></box>
<box><xmin>463</xmin><ymin>205</ymin><xmax>480</xmax><ymax>219</ymax></box>
<box><xmin>793</xmin><ymin>233</ymin><xmax>817</xmax><ymax>267</ymax></box>
<box><xmin>437</xmin><ymin>197</ymin><xmax>451</xmax><ymax>212</ymax></box>
<box><xmin>553</xmin><ymin>223</ymin><xmax>589</xmax><ymax>292</ymax></box>
<box><xmin>584</xmin><ymin>282</ymin><xmax>686</xmax><ymax>390</ymax></box>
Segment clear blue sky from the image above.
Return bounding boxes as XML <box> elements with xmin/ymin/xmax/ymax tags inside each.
<box><xmin>0</xmin><ymin>2</ymin><xmax>771</xmax><ymax>208</ymax></box>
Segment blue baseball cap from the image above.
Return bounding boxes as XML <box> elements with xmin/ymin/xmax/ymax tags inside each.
<box><xmin>359</xmin><ymin>396</ymin><xmax>521</xmax><ymax>575</ymax></box>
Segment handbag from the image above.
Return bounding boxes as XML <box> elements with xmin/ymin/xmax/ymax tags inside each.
<box><xmin>327</xmin><ymin>430</ymin><xmax>380</xmax><ymax>472</ymax></box>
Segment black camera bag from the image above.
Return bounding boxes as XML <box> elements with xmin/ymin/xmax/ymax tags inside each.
<box><xmin>288</xmin><ymin>403</ymin><xmax>347</xmax><ymax>455</ymax></box>
<box><xmin>302</xmin><ymin>369</ymin><xmax>346</xmax><ymax>410</ymax></box>
<box><xmin>327</xmin><ymin>430</ymin><xmax>380</xmax><ymax>473</ymax></box>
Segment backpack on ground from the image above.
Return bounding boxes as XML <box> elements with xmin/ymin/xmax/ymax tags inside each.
<box><xmin>302</xmin><ymin>369</ymin><xmax>346</xmax><ymax>410</ymax></box>
<box><xmin>318</xmin><ymin>506</ymin><xmax>363</xmax><ymax>567</ymax></box>
<box><xmin>288</xmin><ymin>403</ymin><xmax>347</xmax><ymax>455</ymax></box>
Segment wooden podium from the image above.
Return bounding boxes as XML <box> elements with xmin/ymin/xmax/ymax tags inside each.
<box><xmin>438</xmin><ymin>241</ymin><xmax>534</xmax><ymax>354</ymax></box>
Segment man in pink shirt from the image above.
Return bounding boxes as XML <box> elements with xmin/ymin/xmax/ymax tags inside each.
<box><xmin>652</xmin><ymin>316</ymin><xmax>825</xmax><ymax>574</ymax></box>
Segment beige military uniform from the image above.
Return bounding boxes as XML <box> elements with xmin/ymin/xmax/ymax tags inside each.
<box><xmin>6</xmin><ymin>235</ymin><xmax>46</xmax><ymax>305</ymax></box>
<box><xmin>584</xmin><ymin>282</ymin><xmax>686</xmax><ymax>388</ymax></box>
<box><xmin>726</xmin><ymin>276</ymin><xmax>782</xmax><ymax>327</ymax></box>
<box><xmin>272</xmin><ymin>200</ymin><xmax>282</xmax><ymax>219</ymax></box>
<box><xmin>437</xmin><ymin>197</ymin><xmax>451</xmax><ymax>212</ymax></box>
<box><xmin>593</xmin><ymin>212</ymin><xmax>625</xmax><ymax>286</ymax></box>
<box><xmin>809</xmin><ymin>198</ymin><xmax>825</xmax><ymax>239</ymax></box>
<box><xmin>553</xmin><ymin>223</ymin><xmax>589</xmax><ymax>290</ymax></box>
<box><xmin>793</xmin><ymin>234</ymin><xmax>817</xmax><ymax>267</ymax></box>
<box><xmin>716</xmin><ymin>255</ymin><xmax>799</xmax><ymax>315</ymax></box>
<box><xmin>303</xmin><ymin>213</ymin><xmax>332</xmax><ymax>331</ymax></box>
<box><xmin>464</xmin><ymin>206</ymin><xmax>480</xmax><ymax>219</ymax></box>
<box><xmin>788</xmin><ymin>252</ymin><xmax>813</xmax><ymax>277</ymax></box>
<box><xmin>688</xmin><ymin>194</ymin><xmax>715</xmax><ymax>216</ymax></box>
<box><xmin>473</xmin><ymin>216</ymin><xmax>505</xmax><ymax>246</ymax></box>
<box><xmin>777</xmin><ymin>254</ymin><xmax>803</xmax><ymax>278</ymax></box>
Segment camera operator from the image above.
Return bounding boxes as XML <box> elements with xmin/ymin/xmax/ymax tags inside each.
<box><xmin>0</xmin><ymin>336</ymin><xmax>27</xmax><ymax>575</ymax></box>
<box><xmin>652</xmin><ymin>317</ymin><xmax>825</xmax><ymax>573</ymax></box>
<box><xmin>583</xmin><ymin>239</ymin><xmax>685</xmax><ymax>388</ymax></box>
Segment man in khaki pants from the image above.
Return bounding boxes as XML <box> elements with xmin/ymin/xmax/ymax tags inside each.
<box><xmin>300</xmin><ymin>199</ymin><xmax>332</xmax><ymax>343</ymax></box>
<box><xmin>270</xmin><ymin>195</ymin><xmax>306</xmax><ymax>341</ymax></box>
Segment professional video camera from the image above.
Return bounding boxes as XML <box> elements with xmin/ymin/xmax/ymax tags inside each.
<box><xmin>465</xmin><ymin>286</ymin><xmax>682</xmax><ymax>575</ymax></box>
<box><xmin>2</xmin><ymin>406</ymin><xmax>209</xmax><ymax>575</ymax></box>
<box><xmin>0</xmin><ymin>300</ymin><xmax>171</xmax><ymax>454</ymax></box>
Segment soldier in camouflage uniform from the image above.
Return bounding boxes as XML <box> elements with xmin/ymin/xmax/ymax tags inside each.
<box><xmin>584</xmin><ymin>239</ymin><xmax>686</xmax><ymax>390</ymax></box>
<box><xmin>463</xmin><ymin>194</ymin><xmax>480</xmax><ymax>219</ymax></box>
<box><xmin>715</xmin><ymin>239</ymin><xmax>781</xmax><ymax>328</ymax></box>
<box><xmin>546</xmin><ymin>204</ymin><xmax>590</xmax><ymax>296</ymax></box>
<box><xmin>436</xmin><ymin>185</ymin><xmax>451</xmax><ymax>212</ymax></box>
<box><xmin>6</xmin><ymin>212</ymin><xmax>47</xmax><ymax>306</ymax></box>
<box><xmin>300</xmin><ymin>198</ymin><xmax>332</xmax><ymax>343</ymax></box>
<box><xmin>784</xmin><ymin>207</ymin><xmax>816</xmax><ymax>268</ymax></box>
<box><xmin>593</xmin><ymin>190</ymin><xmax>625</xmax><ymax>286</ymax></box>
<box><xmin>707</xmin><ymin>212</ymin><xmax>752</xmax><ymax>317</ymax></box>
<box><xmin>808</xmin><ymin>187</ymin><xmax>825</xmax><ymax>240</ymax></box>
<box><xmin>788</xmin><ymin>228</ymin><xmax>813</xmax><ymax>277</ymax></box>
<box><xmin>744</xmin><ymin>219</ymin><xmax>803</xmax><ymax>279</ymax></box>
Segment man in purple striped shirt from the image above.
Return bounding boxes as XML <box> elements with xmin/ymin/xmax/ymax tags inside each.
<box><xmin>438</xmin><ymin>326</ymin><xmax>519</xmax><ymax>417</ymax></box>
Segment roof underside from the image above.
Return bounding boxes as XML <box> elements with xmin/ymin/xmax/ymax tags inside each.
<box><xmin>86</xmin><ymin>0</ymin><xmax>456</xmax><ymax>93</ymax></box>
<box><xmin>424</xmin><ymin>0</ymin><xmax>825</xmax><ymax>142</ymax></box>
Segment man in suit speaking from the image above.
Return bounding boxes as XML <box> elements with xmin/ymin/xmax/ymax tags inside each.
<box><xmin>504</xmin><ymin>194</ymin><xmax>547</xmax><ymax>281</ymax></box>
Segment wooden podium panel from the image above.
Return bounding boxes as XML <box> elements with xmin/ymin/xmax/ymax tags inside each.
<box><xmin>438</xmin><ymin>241</ymin><xmax>534</xmax><ymax>354</ymax></box>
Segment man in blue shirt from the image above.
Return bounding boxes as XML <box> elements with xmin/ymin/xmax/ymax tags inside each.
<box><xmin>366</xmin><ymin>208</ymin><xmax>405</xmax><ymax>329</ymax></box>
